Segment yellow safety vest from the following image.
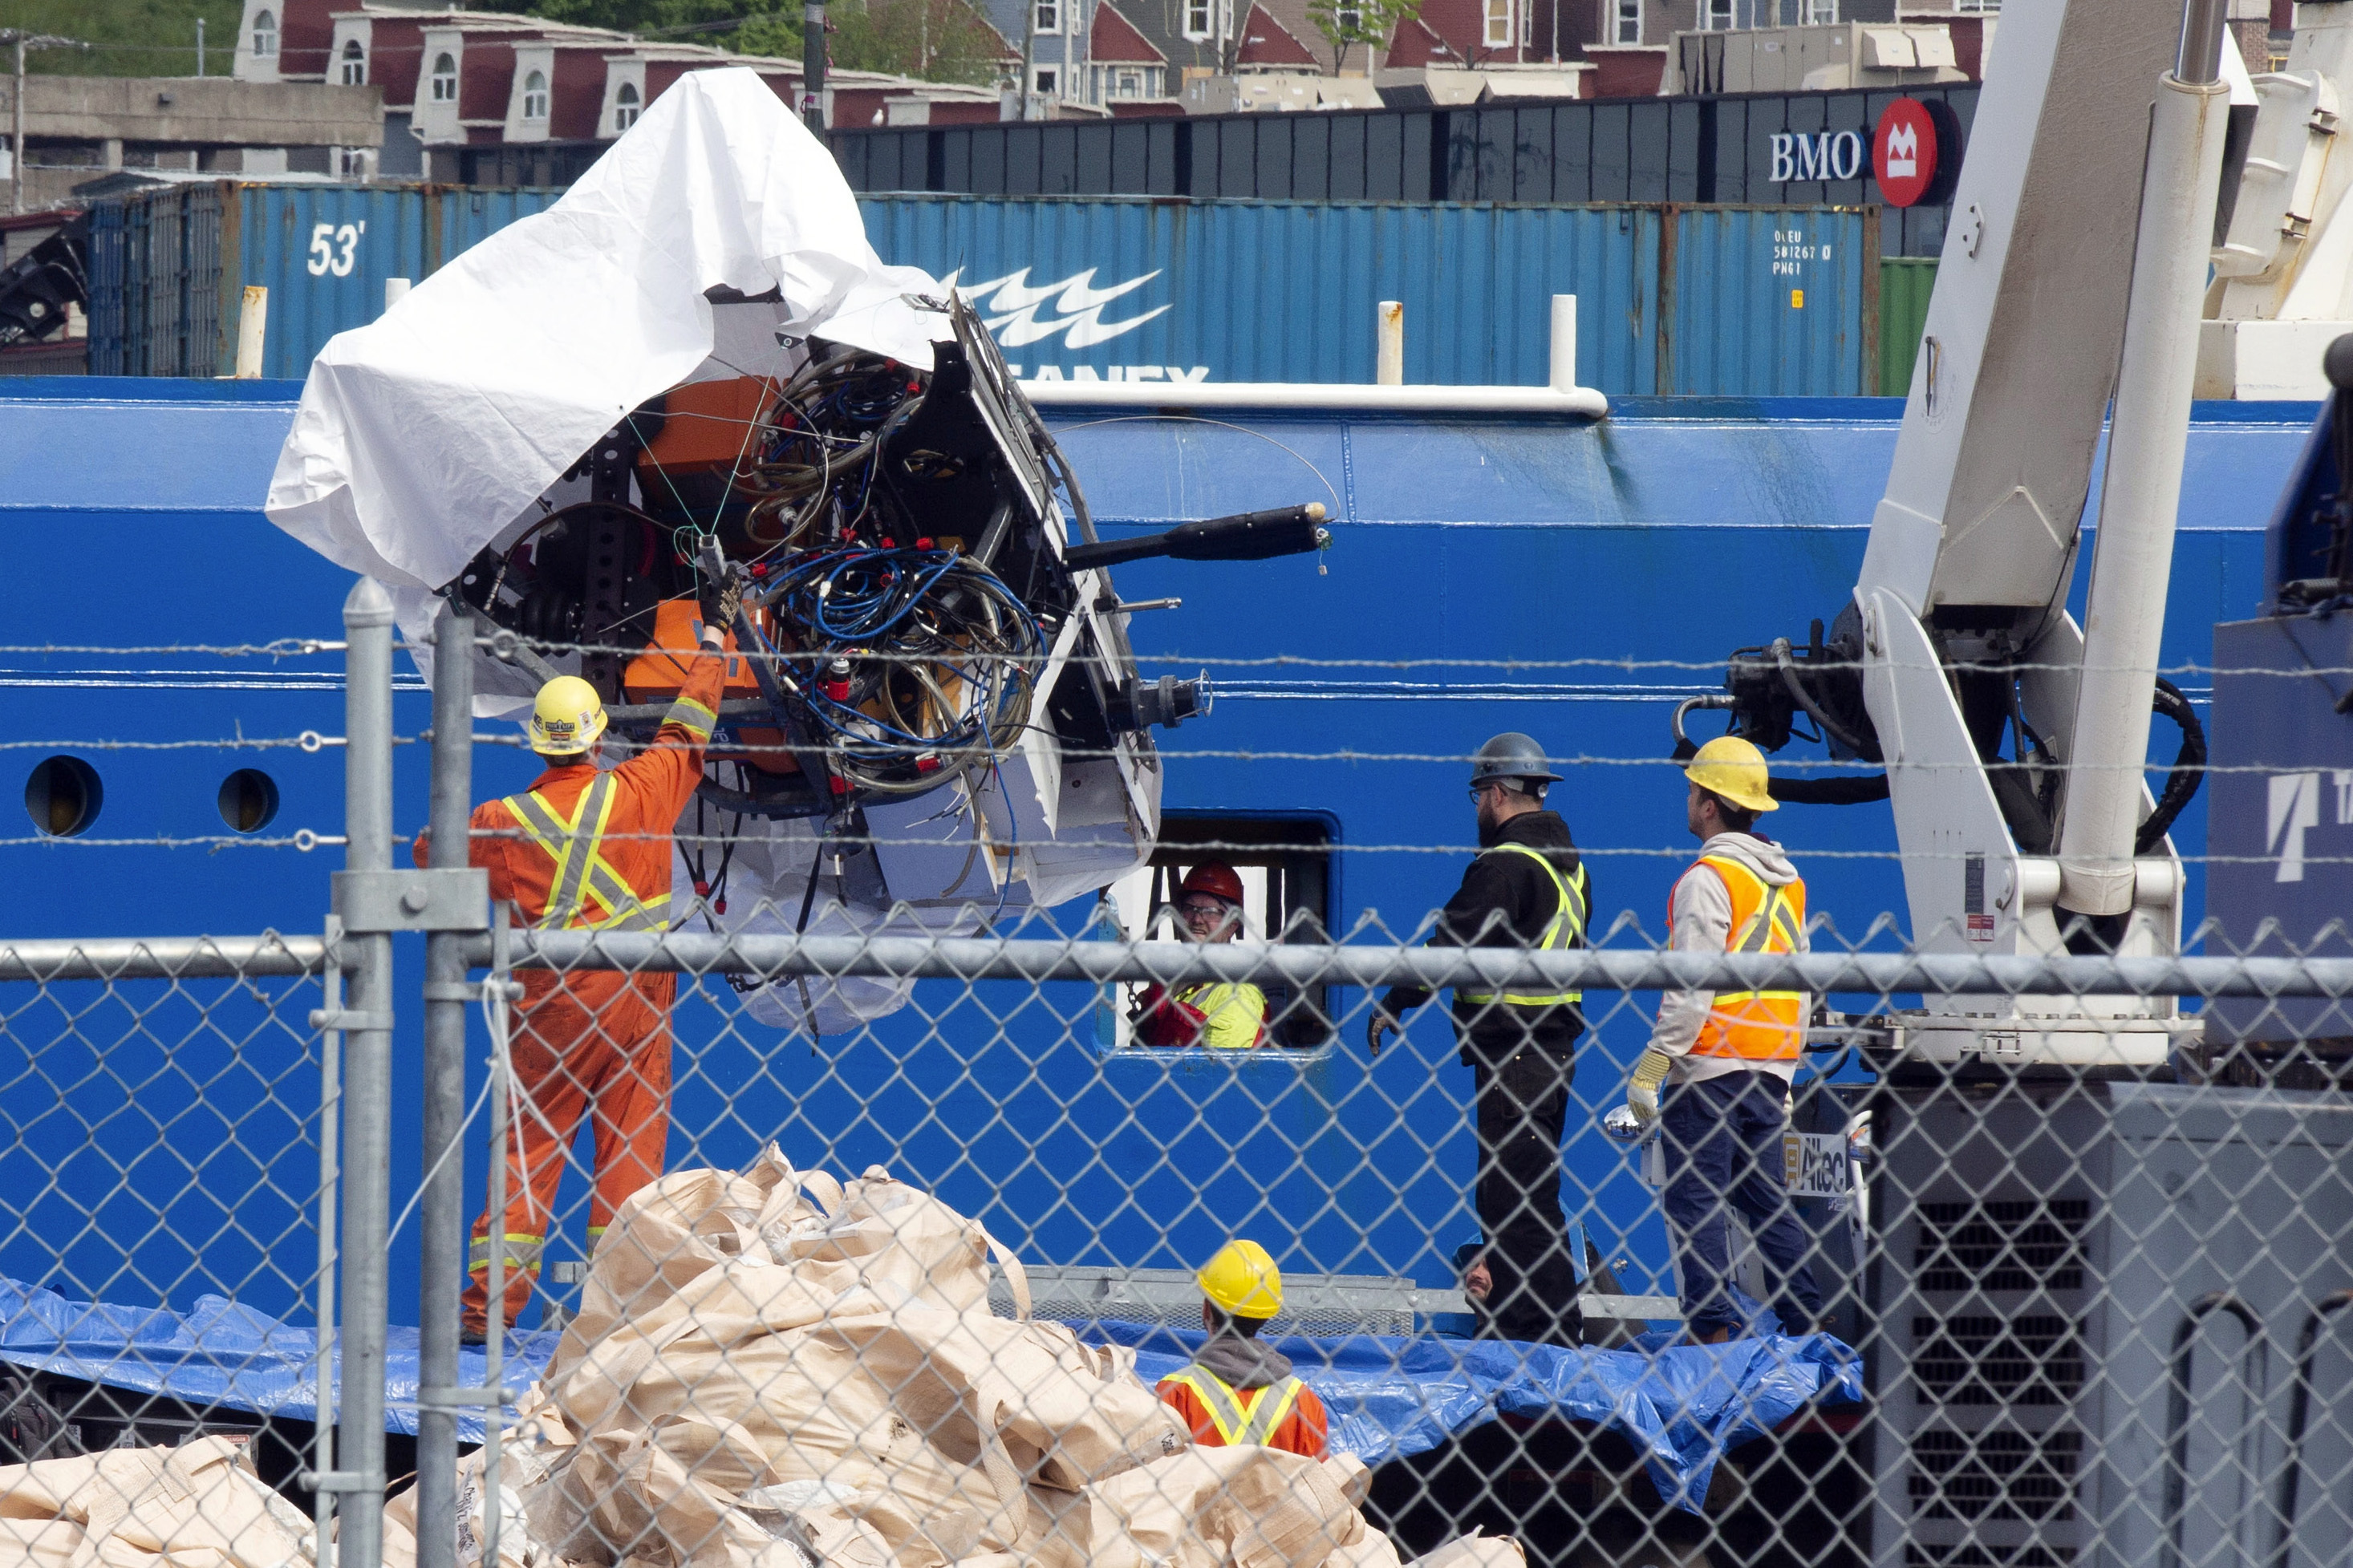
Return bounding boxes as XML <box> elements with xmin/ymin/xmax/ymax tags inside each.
<box><xmin>501</xmin><ymin>772</ymin><xmax>671</xmax><ymax>933</ymax></box>
<box><xmin>1457</xmin><ymin>843</ymin><xmax>1589</xmax><ymax>1007</ymax></box>
<box><xmin>1161</xmin><ymin>1366</ymin><xmax>1307</xmax><ymax>1446</ymax></box>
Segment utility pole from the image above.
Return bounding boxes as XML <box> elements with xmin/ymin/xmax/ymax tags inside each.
<box><xmin>801</xmin><ymin>0</ymin><xmax>827</xmax><ymax>132</ymax></box>
<box><xmin>2</xmin><ymin>30</ymin><xmax>89</xmax><ymax>217</ymax></box>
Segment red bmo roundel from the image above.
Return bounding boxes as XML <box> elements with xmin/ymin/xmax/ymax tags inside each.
<box><xmin>1874</xmin><ymin>98</ymin><xmax>1937</xmax><ymax>207</ymax></box>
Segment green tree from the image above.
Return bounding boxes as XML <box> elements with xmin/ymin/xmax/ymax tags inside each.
<box><xmin>4</xmin><ymin>0</ymin><xmax>245</xmax><ymax>78</ymax></box>
<box><xmin>475</xmin><ymin>0</ymin><xmax>1004</xmax><ymax>83</ymax></box>
<box><xmin>826</xmin><ymin>0</ymin><xmax>1008</xmax><ymax>84</ymax></box>
<box><xmin>1304</xmin><ymin>0</ymin><xmax>1418</xmax><ymax>73</ymax></box>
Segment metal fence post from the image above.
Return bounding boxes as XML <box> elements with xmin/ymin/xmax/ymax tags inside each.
<box><xmin>337</xmin><ymin>577</ymin><xmax>396</xmax><ymax>1568</ymax></box>
<box><xmin>416</xmin><ymin>602</ymin><xmax>473</xmax><ymax>1568</ymax></box>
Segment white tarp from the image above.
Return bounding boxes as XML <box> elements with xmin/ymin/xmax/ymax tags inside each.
<box><xmin>262</xmin><ymin>67</ymin><xmax>944</xmax><ymax>598</ymax></box>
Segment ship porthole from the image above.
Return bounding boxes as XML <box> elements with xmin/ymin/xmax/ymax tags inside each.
<box><xmin>25</xmin><ymin>756</ymin><xmax>103</xmax><ymax>839</ymax></box>
<box><xmin>217</xmin><ymin>768</ymin><xmax>282</xmax><ymax>834</ymax></box>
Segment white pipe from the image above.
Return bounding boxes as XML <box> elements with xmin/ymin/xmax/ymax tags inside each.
<box><xmin>234</xmin><ymin>284</ymin><xmax>269</xmax><ymax>379</ymax></box>
<box><xmin>2055</xmin><ymin>69</ymin><xmax>2231</xmax><ymax>915</ymax></box>
<box><xmin>1376</xmin><ymin>300</ymin><xmax>1403</xmax><ymax>386</ymax></box>
<box><xmin>1549</xmin><ymin>294</ymin><xmax>1579</xmax><ymax>392</ymax></box>
<box><xmin>1020</xmin><ymin>379</ymin><xmax>1609</xmax><ymax>416</ymax></box>
<box><xmin>383</xmin><ymin>277</ymin><xmax>411</xmax><ymax>311</ymax></box>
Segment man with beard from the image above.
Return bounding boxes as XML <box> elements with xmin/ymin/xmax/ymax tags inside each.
<box><xmin>1366</xmin><ymin>732</ymin><xmax>1591</xmax><ymax>1347</ymax></box>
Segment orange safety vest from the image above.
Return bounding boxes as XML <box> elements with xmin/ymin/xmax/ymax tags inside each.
<box><xmin>1156</xmin><ymin>1365</ymin><xmax>1326</xmax><ymax>1457</ymax></box>
<box><xmin>1682</xmin><ymin>854</ymin><xmax>1808</xmax><ymax>1062</ymax></box>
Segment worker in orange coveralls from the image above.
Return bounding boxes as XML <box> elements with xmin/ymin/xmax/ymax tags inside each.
<box><xmin>418</xmin><ymin>574</ymin><xmax>740</xmax><ymax>1341</ymax></box>
<box><xmin>1156</xmin><ymin>1241</ymin><xmax>1329</xmax><ymax>1457</ymax></box>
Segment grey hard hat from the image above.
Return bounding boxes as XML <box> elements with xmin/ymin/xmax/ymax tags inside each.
<box><xmin>1470</xmin><ymin>731</ymin><xmax>1563</xmax><ymax>786</ymax></box>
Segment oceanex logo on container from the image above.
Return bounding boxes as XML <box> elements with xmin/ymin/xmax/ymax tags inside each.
<box><xmin>947</xmin><ymin>267</ymin><xmax>1208</xmax><ymax>383</ymax></box>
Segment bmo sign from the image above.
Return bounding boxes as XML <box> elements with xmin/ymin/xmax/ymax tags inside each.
<box><xmin>1765</xmin><ymin>97</ymin><xmax>1953</xmax><ymax>205</ymax></box>
<box><xmin>1872</xmin><ymin>97</ymin><xmax>1940</xmax><ymax>206</ymax></box>
<box><xmin>1768</xmin><ymin>129</ymin><xmax>1865</xmax><ymax>184</ymax></box>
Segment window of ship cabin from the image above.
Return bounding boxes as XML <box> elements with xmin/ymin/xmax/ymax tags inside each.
<box><xmin>1096</xmin><ymin>813</ymin><xmax>1337</xmax><ymax>1052</ymax></box>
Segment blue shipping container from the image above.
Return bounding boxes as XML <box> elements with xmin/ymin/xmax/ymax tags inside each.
<box><xmin>859</xmin><ymin>195</ymin><xmax>1874</xmax><ymax>395</ymax></box>
<box><xmin>87</xmin><ymin>182</ymin><xmax>566</xmax><ymax>380</ymax></box>
<box><xmin>86</xmin><ymin>184</ymin><xmax>1873</xmax><ymax>395</ymax></box>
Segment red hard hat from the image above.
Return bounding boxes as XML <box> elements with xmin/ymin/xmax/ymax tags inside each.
<box><xmin>1178</xmin><ymin>863</ymin><xmax>1247</xmax><ymax>906</ymax></box>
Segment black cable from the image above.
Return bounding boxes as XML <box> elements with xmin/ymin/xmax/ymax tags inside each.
<box><xmin>2137</xmin><ymin>675</ymin><xmax>2208</xmax><ymax>855</ymax></box>
<box><xmin>1767</xmin><ymin>774</ymin><xmax>1891</xmax><ymax>805</ymax></box>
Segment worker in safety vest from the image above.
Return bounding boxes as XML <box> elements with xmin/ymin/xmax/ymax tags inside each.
<box><xmin>1364</xmin><ymin>733</ymin><xmax>1591</xmax><ymax>1347</ymax></box>
<box><xmin>1623</xmin><ymin>735</ymin><xmax>1824</xmax><ymax>1343</ymax></box>
<box><xmin>1155</xmin><ymin>1241</ymin><xmax>1329</xmax><ymax>1457</ymax></box>
<box><xmin>422</xmin><ymin>575</ymin><xmax>740</xmax><ymax>1340</ymax></box>
<box><xmin>1131</xmin><ymin>863</ymin><xmax>1270</xmax><ymax>1048</ymax></box>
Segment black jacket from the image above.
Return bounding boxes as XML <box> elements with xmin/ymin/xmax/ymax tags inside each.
<box><xmin>1381</xmin><ymin>811</ymin><xmax>1591</xmax><ymax>1065</ymax></box>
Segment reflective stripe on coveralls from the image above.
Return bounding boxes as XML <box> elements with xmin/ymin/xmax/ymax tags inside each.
<box><xmin>1456</xmin><ymin>842</ymin><xmax>1590</xmax><ymax>1006</ymax></box>
<box><xmin>1690</xmin><ymin>854</ymin><xmax>1807</xmax><ymax>1061</ymax></box>
<box><xmin>1160</xmin><ymin>1367</ymin><xmax>1308</xmax><ymax>1446</ymax></box>
<box><xmin>502</xmin><ymin>772</ymin><xmax>672</xmax><ymax>932</ymax></box>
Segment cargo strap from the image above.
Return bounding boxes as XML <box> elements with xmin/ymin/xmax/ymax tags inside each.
<box><xmin>1162</xmin><ymin>1367</ymin><xmax>1305</xmax><ymax>1447</ymax></box>
<box><xmin>1458</xmin><ymin>843</ymin><xmax>1588</xmax><ymax>1007</ymax></box>
<box><xmin>503</xmin><ymin>772</ymin><xmax>670</xmax><ymax>933</ymax></box>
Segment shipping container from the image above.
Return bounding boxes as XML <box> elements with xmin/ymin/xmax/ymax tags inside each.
<box><xmin>834</xmin><ymin>87</ymin><xmax>1975</xmax><ymax>259</ymax></box>
<box><xmin>86</xmin><ymin>182</ymin><xmax>565</xmax><ymax>380</ymax></box>
<box><xmin>1878</xmin><ymin>255</ymin><xmax>1937</xmax><ymax>397</ymax></box>
<box><xmin>85</xmin><ymin>182</ymin><xmax>1875</xmax><ymax>396</ymax></box>
<box><xmin>862</xmin><ymin>195</ymin><xmax>1876</xmax><ymax>395</ymax></box>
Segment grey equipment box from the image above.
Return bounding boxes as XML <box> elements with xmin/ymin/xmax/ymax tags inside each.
<box><xmin>1868</xmin><ymin>1080</ymin><xmax>2353</xmax><ymax>1568</ymax></box>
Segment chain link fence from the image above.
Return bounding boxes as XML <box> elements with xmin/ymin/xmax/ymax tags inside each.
<box><xmin>2</xmin><ymin>596</ymin><xmax>2351</xmax><ymax>1568</ymax></box>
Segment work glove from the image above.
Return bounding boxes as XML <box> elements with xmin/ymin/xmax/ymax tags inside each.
<box><xmin>1625</xmin><ymin>1047</ymin><xmax>1673</xmax><ymax>1128</ymax></box>
<box><xmin>1365</xmin><ymin>1008</ymin><xmax>1402</xmax><ymax>1060</ymax></box>
<box><xmin>700</xmin><ymin>563</ymin><xmax>748</xmax><ymax>646</ymax></box>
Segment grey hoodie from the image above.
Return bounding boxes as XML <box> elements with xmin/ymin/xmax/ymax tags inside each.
<box><xmin>1647</xmin><ymin>831</ymin><xmax>1809</xmax><ymax>1085</ymax></box>
<box><xmin>1190</xmin><ymin>1330</ymin><xmax>1296</xmax><ymax>1391</ymax></box>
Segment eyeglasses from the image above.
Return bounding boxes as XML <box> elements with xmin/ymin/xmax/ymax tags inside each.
<box><xmin>1177</xmin><ymin>899</ymin><xmax>1233</xmax><ymax>921</ymax></box>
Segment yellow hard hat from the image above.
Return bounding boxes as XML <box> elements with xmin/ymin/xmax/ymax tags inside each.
<box><xmin>529</xmin><ymin>675</ymin><xmax>608</xmax><ymax>757</ymax></box>
<box><xmin>1685</xmin><ymin>735</ymin><xmax>1779</xmax><ymax>813</ymax></box>
<box><xmin>1198</xmin><ymin>1239</ymin><xmax>1284</xmax><ymax>1318</ymax></box>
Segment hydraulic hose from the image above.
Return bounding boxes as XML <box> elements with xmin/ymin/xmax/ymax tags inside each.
<box><xmin>2136</xmin><ymin>675</ymin><xmax>2208</xmax><ymax>855</ymax></box>
<box><xmin>1771</xmin><ymin>637</ymin><xmax>1876</xmax><ymax>758</ymax></box>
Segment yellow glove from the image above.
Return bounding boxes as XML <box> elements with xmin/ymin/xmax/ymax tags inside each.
<box><xmin>1627</xmin><ymin>1049</ymin><xmax>1673</xmax><ymax>1127</ymax></box>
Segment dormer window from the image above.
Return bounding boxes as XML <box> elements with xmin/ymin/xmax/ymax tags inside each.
<box><xmin>252</xmin><ymin>10</ymin><xmax>278</xmax><ymax>56</ymax></box>
<box><xmin>339</xmin><ymin>38</ymin><xmax>365</xmax><ymax>84</ymax></box>
<box><xmin>615</xmin><ymin>80</ymin><xmax>640</xmax><ymax>129</ymax></box>
<box><xmin>429</xmin><ymin>52</ymin><xmax>457</xmax><ymax>103</ymax></box>
<box><xmin>522</xmin><ymin>69</ymin><xmax>550</xmax><ymax>120</ymax></box>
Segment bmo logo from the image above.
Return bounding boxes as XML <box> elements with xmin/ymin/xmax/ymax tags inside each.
<box><xmin>1768</xmin><ymin>129</ymin><xmax>1865</xmax><ymax>183</ymax></box>
<box><xmin>1874</xmin><ymin>97</ymin><xmax>1941</xmax><ymax>207</ymax></box>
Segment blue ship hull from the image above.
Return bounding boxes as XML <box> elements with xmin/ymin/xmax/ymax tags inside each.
<box><xmin>0</xmin><ymin>380</ymin><xmax>2311</xmax><ymax>1331</ymax></box>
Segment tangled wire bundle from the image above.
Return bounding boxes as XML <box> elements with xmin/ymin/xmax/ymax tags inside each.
<box><xmin>752</xmin><ymin>545</ymin><xmax>1046</xmax><ymax>793</ymax></box>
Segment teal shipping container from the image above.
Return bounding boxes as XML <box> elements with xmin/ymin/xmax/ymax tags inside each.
<box><xmin>862</xmin><ymin>195</ymin><xmax>1875</xmax><ymax>395</ymax></box>
<box><xmin>86</xmin><ymin>184</ymin><xmax>1876</xmax><ymax>395</ymax></box>
<box><xmin>85</xmin><ymin>183</ymin><xmax>564</xmax><ymax>379</ymax></box>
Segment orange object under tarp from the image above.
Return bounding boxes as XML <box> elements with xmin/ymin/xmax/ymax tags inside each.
<box><xmin>638</xmin><ymin>376</ymin><xmax>776</xmax><ymax>480</ymax></box>
<box><xmin>623</xmin><ymin>598</ymin><xmax>799</xmax><ymax>775</ymax></box>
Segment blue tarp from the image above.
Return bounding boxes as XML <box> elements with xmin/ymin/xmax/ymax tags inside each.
<box><xmin>0</xmin><ymin>1279</ymin><xmax>1857</xmax><ymax>1512</ymax></box>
